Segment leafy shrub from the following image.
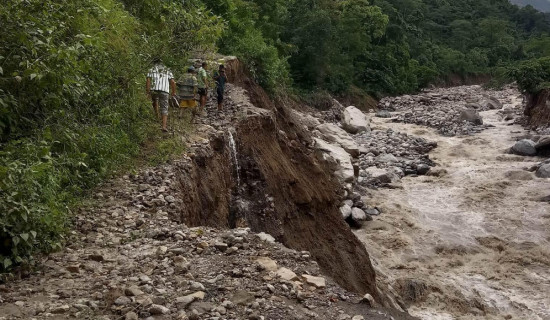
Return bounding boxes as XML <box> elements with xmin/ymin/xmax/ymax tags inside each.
<box><xmin>0</xmin><ymin>0</ymin><xmax>223</xmax><ymax>271</ymax></box>
<box><xmin>507</xmin><ymin>57</ymin><xmax>550</xmax><ymax>94</ymax></box>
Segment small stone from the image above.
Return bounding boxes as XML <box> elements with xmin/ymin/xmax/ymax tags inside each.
<box><xmin>149</xmin><ymin>304</ymin><xmax>170</xmax><ymax>315</ymax></box>
<box><xmin>226</xmin><ymin>246</ymin><xmax>238</xmax><ymax>254</ymax></box>
<box><xmin>176</xmin><ymin>291</ymin><xmax>205</xmax><ymax>309</ymax></box>
<box><xmin>352</xmin><ymin>316</ymin><xmax>364</xmax><ymax>320</ymax></box>
<box><xmin>89</xmin><ymin>254</ymin><xmax>104</xmax><ymax>262</ymax></box>
<box><xmin>351</xmin><ymin>208</ymin><xmax>367</xmax><ymax>222</ymax></box>
<box><xmin>157</xmin><ymin>246</ymin><xmax>168</xmax><ymax>255</ymax></box>
<box><xmin>361</xmin><ymin>293</ymin><xmax>375</xmax><ymax>307</ymax></box>
<box><xmin>220</xmin><ymin>301</ymin><xmax>234</xmax><ymax>310</ymax></box>
<box><xmin>256</xmin><ymin>257</ymin><xmax>278</xmax><ymax>272</ymax></box>
<box><xmin>257</xmin><ymin>232</ymin><xmax>276</xmax><ymax>243</ymax></box>
<box><xmin>416</xmin><ymin>164</ymin><xmax>430</xmax><ymax>175</ymax></box>
<box><xmin>276</xmin><ymin>267</ymin><xmax>299</xmax><ymax>281</ymax></box>
<box><xmin>66</xmin><ymin>265</ymin><xmax>80</xmax><ymax>273</ymax></box>
<box><xmin>302</xmin><ymin>275</ymin><xmax>326</xmax><ymax>288</ymax></box>
<box><xmin>51</xmin><ymin>304</ymin><xmax>70</xmax><ymax>314</ymax></box>
<box><xmin>536</xmin><ymin>164</ymin><xmax>550</xmax><ymax>178</ymax></box>
<box><xmin>115</xmin><ymin>296</ymin><xmax>132</xmax><ymax>306</ymax></box>
<box><xmin>125</xmin><ymin>286</ymin><xmax>143</xmax><ymax>297</ymax></box>
<box><xmin>214</xmin><ymin>306</ymin><xmax>227</xmax><ymax>315</ymax></box>
<box><xmin>214</xmin><ymin>242</ymin><xmax>228</xmax><ymax>251</ymax></box>
<box><xmin>125</xmin><ymin>311</ymin><xmax>139</xmax><ymax>320</ymax></box>
<box><xmin>190</xmin><ymin>281</ymin><xmax>205</xmax><ymax>291</ymax></box>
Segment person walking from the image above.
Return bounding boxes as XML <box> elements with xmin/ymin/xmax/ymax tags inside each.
<box><xmin>177</xmin><ymin>66</ymin><xmax>199</xmax><ymax>123</ymax></box>
<box><xmin>146</xmin><ymin>58</ymin><xmax>176</xmax><ymax>132</ymax></box>
<box><xmin>197</xmin><ymin>62</ymin><xmax>209</xmax><ymax>115</ymax></box>
<box><xmin>213</xmin><ymin>64</ymin><xmax>227</xmax><ymax>112</ymax></box>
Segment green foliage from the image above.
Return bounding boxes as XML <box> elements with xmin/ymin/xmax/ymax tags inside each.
<box><xmin>0</xmin><ymin>0</ymin><xmax>223</xmax><ymax>271</ymax></box>
<box><xmin>507</xmin><ymin>56</ymin><xmax>550</xmax><ymax>94</ymax></box>
<box><xmin>198</xmin><ymin>0</ymin><xmax>550</xmax><ymax>96</ymax></box>
<box><xmin>204</xmin><ymin>0</ymin><xmax>291</xmax><ymax>91</ymax></box>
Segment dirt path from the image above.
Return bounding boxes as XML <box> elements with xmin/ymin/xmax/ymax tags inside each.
<box><xmin>357</xmin><ymin>105</ymin><xmax>550</xmax><ymax>319</ymax></box>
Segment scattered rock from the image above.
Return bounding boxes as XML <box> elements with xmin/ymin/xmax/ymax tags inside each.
<box><xmin>256</xmin><ymin>257</ymin><xmax>278</xmax><ymax>272</ymax></box>
<box><xmin>276</xmin><ymin>267</ymin><xmax>299</xmax><ymax>281</ymax></box>
<box><xmin>340</xmin><ymin>205</ymin><xmax>352</xmax><ymax>219</ymax></box>
<box><xmin>125</xmin><ymin>286</ymin><xmax>143</xmax><ymax>297</ymax></box>
<box><xmin>51</xmin><ymin>305</ymin><xmax>70</xmax><ymax>314</ymax></box>
<box><xmin>342</xmin><ymin>106</ymin><xmax>370</xmax><ymax>134</ymax></box>
<box><xmin>149</xmin><ymin>304</ymin><xmax>170</xmax><ymax>315</ymax></box>
<box><xmin>511</xmin><ymin>139</ymin><xmax>537</xmax><ymax>156</ymax></box>
<box><xmin>351</xmin><ymin>208</ymin><xmax>367</xmax><ymax>222</ymax></box>
<box><xmin>302</xmin><ymin>275</ymin><xmax>326</xmax><ymax>288</ymax></box>
<box><xmin>536</xmin><ymin>164</ymin><xmax>550</xmax><ymax>178</ymax></box>
<box><xmin>315</xmin><ymin>138</ymin><xmax>355</xmax><ymax>182</ymax></box>
<box><xmin>459</xmin><ymin>109</ymin><xmax>483</xmax><ymax>125</ymax></box>
<box><xmin>316</xmin><ymin>123</ymin><xmax>360</xmax><ymax>157</ymax></box>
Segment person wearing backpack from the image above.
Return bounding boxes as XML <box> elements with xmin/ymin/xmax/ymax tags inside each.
<box><xmin>177</xmin><ymin>66</ymin><xmax>199</xmax><ymax>122</ymax></box>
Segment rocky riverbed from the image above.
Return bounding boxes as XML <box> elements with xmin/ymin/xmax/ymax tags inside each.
<box><xmin>378</xmin><ymin>85</ymin><xmax>522</xmax><ymax>136</ymax></box>
<box><xmin>358</xmin><ymin>88</ymin><xmax>550</xmax><ymax>320</ymax></box>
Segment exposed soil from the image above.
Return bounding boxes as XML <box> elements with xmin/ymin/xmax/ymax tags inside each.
<box><xmin>356</xmin><ymin>93</ymin><xmax>550</xmax><ymax>319</ymax></box>
<box><xmin>0</xmin><ymin>58</ymin><xmax>415</xmax><ymax>320</ymax></box>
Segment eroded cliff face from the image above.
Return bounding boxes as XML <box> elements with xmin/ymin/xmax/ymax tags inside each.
<box><xmin>524</xmin><ymin>89</ymin><xmax>550</xmax><ymax>127</ymax></box>
<box><xmin>176</xmin><ymin>59</ymin><xmax>379</xmax><ymax>299</ymax></box>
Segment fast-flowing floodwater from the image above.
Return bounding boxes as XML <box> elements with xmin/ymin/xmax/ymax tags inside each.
<box><xmin>356</xmin><ymin>98</ymin><xmax>550</xmax><ymax>319</ymax></box>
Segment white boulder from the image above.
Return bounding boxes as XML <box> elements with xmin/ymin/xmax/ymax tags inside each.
<box><xmin>342</xmin><ymin>106</ymin><xmax>370</xmax><ymax>134</ymax></box>
<box><xmin>316</xmin><ymin>123</ymin><xmax>360</xmax><ymax>157</ymax></box>
<box><xmin>314</xmin><ymin>138</ymin><xmax>355</xmax><ymax>183</ymax></box>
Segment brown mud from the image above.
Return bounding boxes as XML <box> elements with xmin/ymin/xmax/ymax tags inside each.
<box><xmin>177</xmin><ymin>60</ymin><xmax>382</xmax><ymax>300</ymax></box>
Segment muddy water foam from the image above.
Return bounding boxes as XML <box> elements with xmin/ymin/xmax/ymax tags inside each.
<box><xmin>356</xmin><ymin>99</ymin><xmax>550</xmax><ymax>319</ymax></box>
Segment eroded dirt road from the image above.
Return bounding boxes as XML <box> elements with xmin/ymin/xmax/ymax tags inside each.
<box><xmin>357</xmin><ymin>101</ymin><xmax>550</xmax><ymax>319</ymax></box>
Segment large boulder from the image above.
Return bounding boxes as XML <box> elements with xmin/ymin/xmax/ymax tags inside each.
<box><xmin>536</xmin><ymin>164</ymin><xmax>550</xmax><ymax>178</ymax></box>
<box><xmin>511</xmin><ymin>139</ymin><xmax>537</xmax><ymax>156</ymax></box>
<box><xmin>481</xmin><ymin>96</ymin><xmax>503</xmax><ymax>110</ymax></box>
<box><xmin>459</xmin><ymin>109</ymin><xmax>483</xmax><ymax>125</ymax></box>
<box><xmin>342</xmin><ymin>106</ymin><xmax>370</xmax><ymax>134</ymax></box>
<box><xmin>351</xmin><ymin>208</ymin><xmax>368</xmax><ymax>222</ymax></box>
<box><xmin>316</xmin><ymin>123</ymin><xmax>360</xmax><ymax>157</ymax></box>
<box><xmin>292</xmin><ymin>110</ymin><xmax>321</xmax><ymax>130</ymax></box>
<box><xmin>535</xmin><ymin>136</ymin><xmax>550</xmax><ymax>156</ymax></box>
<box><xmin>362</xmin><ymin>167</ymin><xmax>392</xmax><ymax>184</ymax></box>
<box><xmin>314</xmin><ymin>138</ymin><xmax>355</xmax><ymax>182</ymax></box>
<box><xmin>340</xmin><ymin>205</ymin><xmax>352</xmax><ymax>219</ymax></box>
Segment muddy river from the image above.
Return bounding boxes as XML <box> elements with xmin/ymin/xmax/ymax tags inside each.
<box><xmin>356</xmin><ymin>100</ymin><xmax>550</xmax><ymax>319</ymax></box>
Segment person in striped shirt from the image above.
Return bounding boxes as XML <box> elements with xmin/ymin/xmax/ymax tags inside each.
<box><xmin>146</xmin><ymin>58</ymin><xmax>176</xmax><ymax>132</ymax></box>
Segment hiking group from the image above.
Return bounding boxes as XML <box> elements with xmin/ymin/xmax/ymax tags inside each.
<box><xmin>145</xmin><ymin>58</ymin><xmax>227</xmax><ymax>132</ymax></box>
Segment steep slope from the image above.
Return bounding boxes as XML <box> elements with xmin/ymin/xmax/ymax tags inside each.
<box><xmin>178</xmin><ymin>58</ymin><xmax>382</xmax><ymax>300</ymax></box>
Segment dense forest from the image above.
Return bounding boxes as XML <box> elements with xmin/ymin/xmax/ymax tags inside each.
<box><xmin>1</xmin><ymin>0</ymin><xmax>550</xmax><ymax>271</ymax></box>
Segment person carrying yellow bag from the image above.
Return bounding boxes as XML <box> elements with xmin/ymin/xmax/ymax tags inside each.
<box><xmin>177</xmin><ymin>66</ymin><xmax>199</xmax><ymax>122</ymax></box>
